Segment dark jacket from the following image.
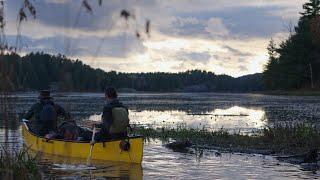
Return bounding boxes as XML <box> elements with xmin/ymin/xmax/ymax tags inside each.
<box><xmin>95</xmin><ymin>98</ymin><xmax>128</xmax><ymax>140</ymax></box>
<box><xmin>23</xmin><ymin>99</ymin><xmax>70</xmax><ymax>136</ymax></box>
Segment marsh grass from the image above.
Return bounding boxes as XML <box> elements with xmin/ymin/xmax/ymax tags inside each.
<box><xmin>0</xmin><ymin>147</ymin><xmax>42</xmax><ymax>180</ymax></box>
<box><xmin>133</xmin><ymin>123</ymin><xmax>320</xmax><ymax>155</ymax></box>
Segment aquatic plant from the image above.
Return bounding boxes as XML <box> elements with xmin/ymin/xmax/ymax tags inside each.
<box><xmin>0</xmin><ymin>147</ymin><xmax>42</xmax><ymax>180</ymax></box>
<box><xmin>133</xmin><ymin>123</ymin><xmax>320</xmax><ymax>155</ymax></box>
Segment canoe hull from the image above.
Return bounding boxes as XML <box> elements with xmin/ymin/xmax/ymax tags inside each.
<box><xmin>22</xmin><ymin>123</ymin><xmax>143</xmax><ymax>163</ymax></box>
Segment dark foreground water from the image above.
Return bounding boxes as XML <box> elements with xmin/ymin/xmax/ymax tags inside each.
<box><xmin>1</xmin><ymin>92</ymin><xmax>320</xmax><ymax>179</ymax></box>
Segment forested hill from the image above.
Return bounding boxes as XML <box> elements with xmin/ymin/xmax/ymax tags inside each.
<box><xmin>0</xmin><ymin>52</ymin><xmax>264</xmax><ymax>92</ymax></box>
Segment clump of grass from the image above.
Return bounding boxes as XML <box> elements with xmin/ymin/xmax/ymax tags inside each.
<box><xmin>0</xmin><ymin>147</ymin><xmax>42</xmax><ymax>180</ymax></box>
<box><xmin>133</xmin><ymin>123</ymin><xmax>320</xmax><ymax>155</ymax></box>
<box><xmin>261</xmin><ymin>124</ymin><xmax>320</xmax><ymax>154</ymax></box>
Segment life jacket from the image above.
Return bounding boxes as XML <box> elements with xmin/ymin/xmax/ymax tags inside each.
<box><xmin>109</xmin><ymin>107</ymin><xmax>129</xmax><ymax>134</ymax></box>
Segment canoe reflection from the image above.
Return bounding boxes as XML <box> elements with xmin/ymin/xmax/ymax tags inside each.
<box><xmin>30</xmin><ymin>151</ymin><xmax>143</xmax><ymax>179</ymax></box>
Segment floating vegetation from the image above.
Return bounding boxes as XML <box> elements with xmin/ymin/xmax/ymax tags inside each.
<box><xmin>133</xmin><ymin>123</ymin><xmax>320</xmax><ymax>156</ymax></box>
<box><xmin>0</xmin><ymin>147</ymin><xmax>42</xmax><ymax>180</ymax></box>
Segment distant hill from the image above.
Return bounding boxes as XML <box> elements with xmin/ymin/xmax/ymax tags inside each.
<box><xmin>0</xmin><ymin>52</ymin><xmax>264</xmax><ymax>92</ymax></box>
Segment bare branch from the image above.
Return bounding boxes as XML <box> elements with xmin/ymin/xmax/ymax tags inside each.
<box><xmin>145</xmin><ymin>19</ymin><xmax>150</xmax><ymax>37</ymax></box>
<box><xmin>82</xmin><ymin>0</ymin><xmax>93</xmax><ymax>14</ymax></box>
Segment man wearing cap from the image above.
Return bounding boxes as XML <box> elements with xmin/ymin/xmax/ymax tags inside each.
<box><xmin>23</xmin><ymin>90</ymin><xmax>70</xmax><ymax>136</ymax></box>
<box><xmin>94</xmin><ymin>87</ymin><xmax>129</xmax><ymax>141</ymax></box>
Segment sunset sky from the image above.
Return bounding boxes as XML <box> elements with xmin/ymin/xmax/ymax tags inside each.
<box><xmin>5</xmin><ymin>0</ymin><xmax>307</xmax><ymax>77</ymax></box>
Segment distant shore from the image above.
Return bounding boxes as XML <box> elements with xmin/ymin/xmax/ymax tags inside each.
<box><xmin>4</xmin><ymin>89</ymin><xmax>320</xmax><ymax>96</ymax></box>
<box><xmin>258</xmin><ymin>90</ymin><xmax>320</xmax><ymax>96</ymax></box>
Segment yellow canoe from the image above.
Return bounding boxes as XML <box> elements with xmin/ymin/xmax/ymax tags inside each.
<box><xmin>22</xmin><ymin>122</ymin><xmax>144</xmax><ymax>163</ymax></box>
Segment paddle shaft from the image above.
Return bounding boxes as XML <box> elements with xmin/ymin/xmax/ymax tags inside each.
<box><xmin>87</xmin><ymin>126</ymin><xmax>97</xmax><ymax>165</ymax></box>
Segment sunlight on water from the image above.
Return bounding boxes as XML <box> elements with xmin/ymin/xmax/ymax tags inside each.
<box><xmin>212</xmin><ymin>106</ymin><xmax>267</xmax><ymax>129</ymax></box>
<box><xmin>86</xmin><ymin>106</ymin><xmax>267</xmax><ymax>132</ymax></box>
<box><xmin>51</xmin><ymin>164</ymin><xmax>96</xmax><ymax>170</ymax></box>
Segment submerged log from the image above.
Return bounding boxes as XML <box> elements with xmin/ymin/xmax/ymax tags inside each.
<box><xmin>165</xmin><ymin>140</ymin><xmax>192</xmax><ymax>152</ymax></box>
<box><xmin>303</xmin><ymin>149</ymin><xmax>318</xmax><ymax>163</ymax></box>
<box><xmin>277</xmin><ymin>149</ymin><xmax>319</xmax><ymax>164</ymax></box>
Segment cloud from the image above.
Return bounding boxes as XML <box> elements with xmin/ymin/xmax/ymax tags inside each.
<box><xmin>2</xmin><ymin>0</ymin><xmax>307</xmax><ymax>77</ymax></box>
<box><xmin>205</xmin><ymin>18</ymin><xmax>229</xmax><ymax>37</ymax></box>
<box><xmin>222</xmin><ymin>45</ymin><xmax>253</xmax><ymax>57</ymax></box>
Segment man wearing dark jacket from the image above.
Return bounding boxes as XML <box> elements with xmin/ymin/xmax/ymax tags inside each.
<box><xmin>23</xmin><ymin>90</ymin><xmax>70</xmax><ymax>136</ymax></box>
<box><xmin>95</xmin><ymin>87</ymin><xmax>129</xmax><ymax>141</ymax></box>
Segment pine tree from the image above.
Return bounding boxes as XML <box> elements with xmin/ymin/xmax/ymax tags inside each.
<box><xmin>300</xmin><ymin>0</ymin><xmax>320</xmax><ymax>18</ymax></box>
<box><xmin>263</xmin><ymin>39</ymin><xmax>279</xmax><ymax>89</ymax></box>
<box><xmin>263</xmin><ymin>0</ymin><xmax>320</xmax><ymax>89</ymax></box>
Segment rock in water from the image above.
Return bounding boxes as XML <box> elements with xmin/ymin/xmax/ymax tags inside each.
<box><xmin>215</xmin><ymin>151</ymin><xmax>222</xmax><ymax>157</ymax></box>
<box><xmin>304</xmin><ymin>149</ymin><xmax>318</xmax><ymax>163</ymax></box>
<box><xmin>300</xmin><ymin>163</ymin><xmax>319</xmax><ymax>171</ymax></box>
<box><xmin>165</xmin><ymin>140</ymin><xmax>192</xmax><ymax>152</ymax></box>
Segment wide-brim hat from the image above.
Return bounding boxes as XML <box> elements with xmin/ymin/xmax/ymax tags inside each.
<box><xmin>38</xmin><ymin>90</ymin><xmax>53</xmax><ymax>99</ymax></box>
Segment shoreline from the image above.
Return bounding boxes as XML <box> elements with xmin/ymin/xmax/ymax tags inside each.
<box><xmin>4</xmin><ymin>90</ymin><xmax>320</xmax><ymax>95</ymax></box>
<box><xmin>257</xmin><ymin>90</ymin><xmax>320</xmax><ymax>96</ymax></box>
<box><xmin>133</xmin><ymin>125</ymin><xmax>320</xmax><ymax>168</ymax></box>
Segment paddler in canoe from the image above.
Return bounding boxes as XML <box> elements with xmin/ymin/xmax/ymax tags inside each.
<box><xmin>23</xmin><ymin>90</ymin><xmax>71</xmax><ymax>137</ymax></box>
<box><xmin>22</xmin><ymin>88</ymin><xmax>143</xmax><ymax>163</ymax></box>
<box><xmin>22</xmin><ymin>89</ymin><xmax>143</xmax><ymax>163</ymax></box>
<box><xmin>23</xmin><ymin>88</ymin><xmax>130</xmax><ymax>142</ymax></box>
<box><xmin>94</xmin><ymin>87</ymin><xmax>129</xmax><ymax>141</ymax></box>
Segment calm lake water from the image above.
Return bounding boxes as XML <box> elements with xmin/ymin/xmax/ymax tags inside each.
<box><xmin>1</xmin><ymin>92</ymin><xmax>320</xmax><ymax>179</ymax></box>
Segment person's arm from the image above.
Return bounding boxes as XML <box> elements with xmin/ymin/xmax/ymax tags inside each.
<box><xmin>23</xmin><ymin>104</ymin><xmax>37</xmax><ymax>120</ymax></box>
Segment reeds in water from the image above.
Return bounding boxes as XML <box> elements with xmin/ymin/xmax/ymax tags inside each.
<box><xmin>134</xmin><ymin>123</ymin><xmax>320</xmax><ymax>155</ymax></box>
<box><xmin>0</xmin><ymin>147</ymin><xmax>42</xmax><ymax>180</ymax></box>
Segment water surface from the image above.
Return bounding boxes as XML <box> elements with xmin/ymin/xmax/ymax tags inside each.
<box><xmin>1</xmin><ymin>92</ymin><xmax>320</xmax><ymax>179</ymax></box>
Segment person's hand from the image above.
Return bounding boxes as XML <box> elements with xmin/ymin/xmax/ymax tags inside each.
<box><xmin>90</xmin><ymin>140</ymin><xmax>96</xmax><ymax>145</ymax></box>
<box><xmin>45</xmin><ymin>134</ymin><xmax>51</xmax><ymax>139</ymax></box>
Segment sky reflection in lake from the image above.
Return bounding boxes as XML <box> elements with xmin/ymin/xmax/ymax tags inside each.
<box><xmin>86</xmin><ymin>106</ymin><xmax>267</xmax><ymax>133</ymax></box>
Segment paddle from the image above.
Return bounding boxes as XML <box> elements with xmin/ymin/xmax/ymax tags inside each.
<box><xmin>87</xmin><ymin>125</ymin><xmax>96</xmax><ymax>166</ymax></box>
<box><xmin>22</xmin><ymin>119</ymin><xmax>30</xmax><ymax>130</ymax></box>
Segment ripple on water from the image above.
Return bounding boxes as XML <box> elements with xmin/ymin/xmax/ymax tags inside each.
<box><xmin>142</xmin><ymin>140</ymin><xmax>320</xmax><ymax>179</ymax></box>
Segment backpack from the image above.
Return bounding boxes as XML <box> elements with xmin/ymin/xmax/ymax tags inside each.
<box><xmin>39</xmin><ymin>103</ymin><xmax>58</xmax><ymax>132</ymax></box>
<box><xmin>109</xmin><ymin>107</ymin><xmax>129</xmax><ymax>134</ymax></box>
<box><xmin>58</xmin><ymin>121</ymin><xmax>79</xmax><ymax>140</ymax></box>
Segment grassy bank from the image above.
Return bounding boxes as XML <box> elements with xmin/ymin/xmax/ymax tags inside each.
<box><xmin>0</xmin><ymin>147</ymin><xmax>42</xmax><ymax>180</ymax></box>
<box><xmin>133</xmin><ymin>124</ymin><xmax>320</xmax><ymax>156</ymax></box>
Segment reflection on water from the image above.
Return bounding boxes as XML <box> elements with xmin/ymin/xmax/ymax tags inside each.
<box><xmin>143</xmin><ymin>140</ymin><xmax>319</xmax><ymax>179</ymax></box>
<box><xmin>87</xmin><ymin>106</ymin><xmax>267</xmax><ymax>133</ymax></box>
<box><xmin>30</xmin><ymin>139</ymin><xmax>320</xmax><ymax>179</ymax></box>
<box><xmin>38</xmin><ymin>153</ymin><xmax>143</xmax><ymax>179</ymax></box>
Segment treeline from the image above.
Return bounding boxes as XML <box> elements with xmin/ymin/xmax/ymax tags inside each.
<box><xmin>264</xmin><ymin>0</ymin><xmax>320</xmax><ymax>90</ymax></box>
<box><xmin>0</xmin><ymin>52</ymin><xmax>264</xmax><ymax>92</ymax></box>
<box><xmin>0</xmin><ymin>53</ymin><xmax>106</xmax><ymax>91</ymax></box>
